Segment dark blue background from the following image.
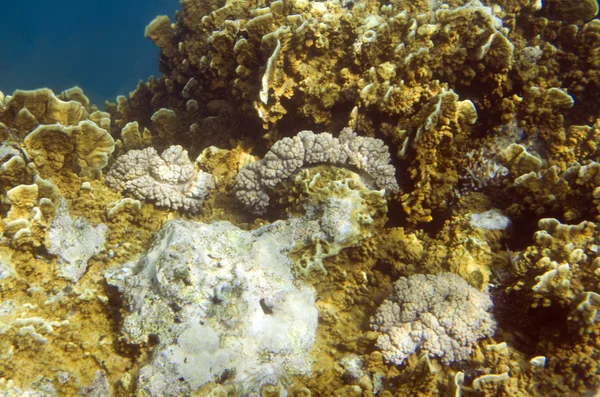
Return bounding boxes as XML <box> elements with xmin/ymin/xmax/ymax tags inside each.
<box><xmin>0</xmin><ymin>0</ymin><xmax>177</xmax><ymax>108</ymax></box>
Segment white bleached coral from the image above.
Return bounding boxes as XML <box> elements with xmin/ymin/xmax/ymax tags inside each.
<box><xmin>47</xmin><ymin>199</ymin><xmax>107</xmax><ymax>282</ymax></box>
<box><xmin>371</xmin><ymin>272</ymin><xmax>497</xmax><ymax>365</ymax></box>
<box><xmin>234</xmin><ymin>128</ymin><xmax>399</xmax><ymax>214</ymax></box>
<box><xmin>105</xmin><ymin>145</ymin><xmax>215</xmax><ymax>212</ymax></box>
<box><xmin>105</xmin><ymin>220</ymin><xmax>318</xmax><ymax>396</ymax></box>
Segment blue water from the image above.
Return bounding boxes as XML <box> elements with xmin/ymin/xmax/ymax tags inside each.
<box><xmin>0</xmin><ymin>0</ymin><xmax>178</xmax><ymax>108</ymax></box>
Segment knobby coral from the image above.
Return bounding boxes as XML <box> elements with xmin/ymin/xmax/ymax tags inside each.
<box><xmin>234</xmin><ymin>128</ymin><xmax>399</xmax><ymax>214</ymax></box>
<box><xmin>105</xmin><ymin>145</ymin><xmax>215</xmax><ymax>212</ymax></box>
<box><xmin>371</xmin><ymin>272</ymin><xmax>497</xmax><ymax>365</ymax></box>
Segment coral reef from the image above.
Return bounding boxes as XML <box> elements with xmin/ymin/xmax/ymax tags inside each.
<box><xmin>104</xmin><ymin>0</ymin><xmax>600</xmax><ymax>224</ymax></box>
<box><xmin>1</xmin><ymin>0</ymin><xmax>600</xmax><ymax>395</ymax></box>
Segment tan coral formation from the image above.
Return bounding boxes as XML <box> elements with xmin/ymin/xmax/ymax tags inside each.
<box><xmin>391</xmin><ymin>89</ymin><xmax>479</xmax><ymax>224</ymax></box>
<box><xmin>1</xmin><ymin>0</ymin><xmax>600</xmax><ymax>396</ymax></box>
<box><xmin>106</xmin><ymin>0</ymin><xmax>600</xmax><ymax>224</ymax></box>
<box><xmin>493</xmin><ymin>217</ymin><xmax>600</xmax><ymax>393</ymax></box>
<box><xmin>509</xmin><ymin>218</ymin><xmax>600</xmax><ymax>315</ymax></box>
<box><xmin>137</xmin><ymin>0</ymin><xmax>513</xmax><ymax>133</ymax></box>
<box><xmin>23</xmin><ymin>120</ymin><xmax>114</xmax><ymax>176</ymax></box>
<box><xmin>1</xmin><ymin>177</ymin><xmax>60</xmax><ymax>247</ymax></box>
<box><xmin>0</xmin><ymin>87</ymin><xmax>176</xmax><ymax>396</ymax></box>
<box><xmin>0</xmin><ymin>88</ymin><xmax>115</xmax><ymax>181</ymax></box>
<box><xmin>0</xmin><ymin>178</ymin><xmax>172</xmax><ymax>396</ymax></box>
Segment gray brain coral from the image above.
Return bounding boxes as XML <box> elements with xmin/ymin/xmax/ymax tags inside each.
<box><xmin>105</xmin><ymin>145</ymin><xmax>215</xmax><ymax>212</ymax></box>
<box><xmin>234</xmin><ymin>128</ymin><xmax>399</xmax><ymax>214</ymax></box>
<box><xmin>371</xmin><ymin>272</ymin><xmax>497</xmax><ymax>365</ymax></box>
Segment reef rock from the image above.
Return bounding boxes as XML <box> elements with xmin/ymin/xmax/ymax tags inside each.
<box><xmin>105</xmin><ymin>220</ymin><xmax>319</xmax><ymax>396</ymax></box>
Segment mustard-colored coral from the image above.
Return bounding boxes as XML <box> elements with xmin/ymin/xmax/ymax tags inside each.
<box><xmin>2</xmin><ymin>0</ymin><xmax>600</xmax><ymax>395</ymax></box>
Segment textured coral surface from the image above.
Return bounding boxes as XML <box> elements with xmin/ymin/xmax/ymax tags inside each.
<box><xmin>1</xmin><ymin>0</ymin><xmax>600</xmax><ymax>396</ymax></box>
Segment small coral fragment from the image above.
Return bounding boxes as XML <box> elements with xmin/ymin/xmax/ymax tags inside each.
<box><xmin>472</xmin><ymin>372</ymin><xmax>510</xmax><ymax>391</ymax></box>
<box><xmin>576</xmin><ymin>291</ymin><xmax>600</xmax><ymax>325</ymax></box>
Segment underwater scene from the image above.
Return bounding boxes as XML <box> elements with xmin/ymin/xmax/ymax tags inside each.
<box><xmin>1</xmin><ymin>0</ymin><xmax>600</xmax><ymax>396</ymax></box>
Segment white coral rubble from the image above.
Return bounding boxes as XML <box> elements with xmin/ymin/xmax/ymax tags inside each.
<box><xmin>105</xmin><ymin>145</ymin><xmax>215</xmax><ymax>212</ymax></box>
<box><xmin>234</xmin><ymin>128</ymin><xmax>399</xmax><ymax>214</ymax></box>
<box><xmin>371</xmin><ymin>272</ymin><xmax>497</xmax><ymax>365</ymax></box>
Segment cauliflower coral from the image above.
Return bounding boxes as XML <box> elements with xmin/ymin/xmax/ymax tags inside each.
<box><xmin>371</xmin><ymin>272</ymin><xmax>497</xmax><ymax>365</ymax></box>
